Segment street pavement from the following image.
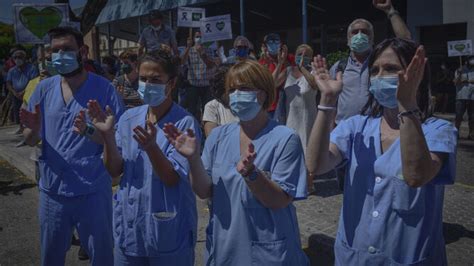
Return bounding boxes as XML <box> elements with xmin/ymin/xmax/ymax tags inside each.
<box><xmin>0</xmin><ymin>115</ymin><xmax>473</xmax><ymax>265</ymax></box>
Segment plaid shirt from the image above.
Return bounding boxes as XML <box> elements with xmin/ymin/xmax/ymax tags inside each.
<box><xmin>187</xmin><ymin>46</ymin><xmax>214</xmax><ymax>87</ymax></box>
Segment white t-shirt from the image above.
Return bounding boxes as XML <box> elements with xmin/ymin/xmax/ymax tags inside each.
<box><xmin>284</xmin><ymin>67</ymin><xmax>318</xmax><ymax>155</ymax></box>
<box><xmin>202</xmin><ymin>99</ymin><xmax>238</xmax><ymax>126</ymax></box>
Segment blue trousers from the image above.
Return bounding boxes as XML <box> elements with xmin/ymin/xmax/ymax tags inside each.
<box><xmin>114</xmin><ymin>247</ymin><xmax>194</xmax><ymax>266</ymax></box>
<box><xmin>39</xmin><ymin>189</ymin><xmax>113</xmax><ymax>266</ymax></box>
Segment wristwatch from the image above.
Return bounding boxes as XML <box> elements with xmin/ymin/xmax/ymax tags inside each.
<box><xmin>243</xmin><ymin>168</ymin><xmax>258</xmax><ymax>182</ymax></box>
<box><xmin>83</xmin><ymin>123</ymin><xmax>96</xmax><ymax>138</ymax></box>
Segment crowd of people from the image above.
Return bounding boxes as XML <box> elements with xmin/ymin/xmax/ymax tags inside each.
<box><xmin>0</xmin><ymin>0</ymin><xmax>469</xmax><ymax>265</ymax></box>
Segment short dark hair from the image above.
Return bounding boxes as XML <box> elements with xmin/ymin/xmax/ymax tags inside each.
<box><xmin>210</xmin><ymin>64</ymin><xmax>232</xmax><ymax>107</ymax></box>
<box><xmin>361</xmin><ymin>38</ymin><xmax>432</xmax><ymax>121</ymax></box>
<box><xmin>149</xmin><ymin>10</ymin><xmax>163</xmax><ymax>20</ymax></box>
<box><xmin>138</xmin><ymin>47</ymin><xmax>179</xmax><ymax>79</ymax></box>
<box><xmin>48</xmin><ymin>27</ymin><xmax>84</xmax><ymax>48</ymax></box>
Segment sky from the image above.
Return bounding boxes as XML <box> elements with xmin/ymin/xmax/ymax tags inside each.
<box><xmin>0</xmin><ymin>0</ymin><xmax>86</xmax><ymax>24</ymax></box>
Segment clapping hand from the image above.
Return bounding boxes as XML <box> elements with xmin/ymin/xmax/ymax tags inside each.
<box><xmin>237</xmin><ymin>143</ymin><xmax>257</xmax><ymax>177</ymax></box>
<box><xmin>396</xmin><ymin>45</ymin><xmax>427</xmax><ymax>110</ymax></box>
<box><xmin>86</xmin><ymin>100</ymin><xmax>115</xmax><ymax>136</ymax></box>
<box><xmin>163</xmin><ymin>123</ymin><xmax>199</xmax><ymax>159</ymax></box>
<box><xmin>311</xmin><ymin>55</ymin><xmax>343</xmax><ymax>101</ymax></box>
<box><xmin>20</xmin><ymin>104</ymin><xmax>41</xmax><ymax>133</ymax></box>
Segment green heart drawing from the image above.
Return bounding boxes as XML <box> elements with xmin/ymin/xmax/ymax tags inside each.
<box><xmin>454</xmin><ymin>43</ymin><xmax>466</xmax><ymax>53</ymax></box>
<box><xmin>216</xmin><ymin>21</ymin><xmax>225</xmax><ymax>31</ymax></box>
<box><xmin>19</xmin><ymin>7</ymin><xmax>63</xmax><ymax>39</ymax></box>
<box><xmin>192</xmin><ymin>13</ymin><xmax>202</xmax><ymax>22</ymax></box>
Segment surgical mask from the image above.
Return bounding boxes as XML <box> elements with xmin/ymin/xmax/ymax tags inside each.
<box><xmin>236</xmin><ymin>47</ymin><xmax>249</xmax><ymax>58</ymax></box>
<box><xmin>152</xmin><ymin>25</ymin><xmax>162</xmax><ymax>31</ymax></box>
<box><xmin>138</xmin><ymin>81</ymin><xmax>167</xmax><ymax>107</ymax></box>
<box><xmin>229</xmin><ymin>90</ymin><xmax>261</xmax><ymax>121</ymax></box>
<box><xmin>45</xmin><ymin>61</ymin><xmax>58</xmax><ymax>76</ymax></box>
<box><xmin>194</xmin><ymin>37</ymin><xmax>201</xmax><ymax>44</ymax></box>
<box><xmin>52</xmin><ymin>51</ymin><xmax>80</xmax><ymax>75</ymax></box>
<box><xmin>14</xmin><ymin>59</ymin><xmax>25</xmax><ymax>66</ymax></box>
<box><xmin>350</xmin><ymin>32</ymin><xmax>370</xmax><ymax>54</ymax></box>
<box><xmin>295</xmin><ymin>55</ymin><xmax>312</xmax><ymax>68</ymax></box>
<box><xmin>369</xmin><ymin>76</ymin><xmax>399</xmax><ymax>109</ymax></box>
<box><xmin>121</xmin><ymin>63</ymin><xmax>133</xmax><ymax>74</ymax></box>
<box><xmin>267</xmin><ymin>42</ymin><xmax>280</xmax><ymax>56</ymax></box>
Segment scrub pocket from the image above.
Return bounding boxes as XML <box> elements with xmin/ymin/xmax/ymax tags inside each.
<box><xmin>147</xmin><ymin>212</ymin><xmax>182</xmax><ymax>253</ymax></box>
<box><xmin>389</xmin><ymin>257</ymin><xmax>428</xmax><ymax>266</ymax></box>
<box><xmin>391</xmin><ymin>177</ymin><xmax>426</xmax><ymax>217</ymax></box>
<box><xmin>251</xmin><ymin>238</ymin><xmax>288</xmax><ymax>266</ymax></box>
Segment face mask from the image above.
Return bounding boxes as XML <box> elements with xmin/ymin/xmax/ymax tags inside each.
<box><xmin>121</xmin><ymin>63</ymin><xmax>133</xmax><ymax>75</ymax></box>
<box><xmin>295</xmin><ymin>55</ymin><xmax>312</xmax><ymax>68</ymax></box>
<box><xmin>194</xmin><ymin>37</ymin><xmax>201</xmax><ymax>44</ymax></box>
<box><xmin>229</xmin><ymin>90</ymin><xmax>261</xmax><ymax>121</ymax></box>
<box><xmin>267</xmin><ymin>42</ymin><xmax>280</xmax><ymax>56</ymax></box>
<box><xmin>236</xmin><ymin>47</ymin><xmax>249</xmax><ymax>58</ymax></box>
<box><xmin>52</xmin><ymin>51</ymin><xmax>80</xmax><ymax>76</ymax></box>
<box><xmin>152</xmin><ymin>25</ymin><xmax>162</xmax><ymax>31</ymax></box>
<box><xmin>45</xmin><ymin>61</ymin><xmax>58</xmax><ymax>76</ymax></box>
<box><xmin>138</xmin><ymin>81</ymin><xmax>167</xmax><ymax>107</ymax></box>
<box><xmin>350</xmin><ymin>32</ymin><xmax>370</xmax><ymax>54</ymax></box>
<box><xmin>369</xmin><ymin>76</ymin><xmax>399</xmax><ymax>109</ymax></box>
<box><xmin>14</xmin><ymin>59</ymin><xmax>25</xmax><ymax>66</ymax></box>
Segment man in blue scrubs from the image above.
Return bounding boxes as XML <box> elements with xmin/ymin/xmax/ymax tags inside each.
<box><xmin>21</xmin><ymin>27</ymin><xmax>125</xmax><ymax>266</ymax></box>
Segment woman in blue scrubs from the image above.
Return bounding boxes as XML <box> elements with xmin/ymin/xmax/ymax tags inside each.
<box><xmin>306</xmin><ymin>38</ymin><xmax>457</xmax><ymax>265</ymax></box>
<box><xmin>80</xmin><ymin>48</ymin><xmax>201</xmax><ymax>265</ymax></box>
<box><xmin>164</xmin><ymin>60</ymin><xmax>309</xmax><ymax>265</ymax></box>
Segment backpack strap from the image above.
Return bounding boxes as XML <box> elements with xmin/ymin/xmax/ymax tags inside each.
<box><xmin>336</xmin><ymin>57</ymin><xmax>349</xmax><ymax>74</ymax></box>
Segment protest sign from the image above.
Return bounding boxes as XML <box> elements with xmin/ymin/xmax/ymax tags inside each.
<box><xmin>200</xmin><ymin>14</ymin><xmax>232</xmax><ymax>43</ymax></box>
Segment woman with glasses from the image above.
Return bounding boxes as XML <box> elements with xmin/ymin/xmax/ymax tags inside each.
<box><xmin>164</xmin><ymin>60</ymin><xmax>309</xmax><ymax>265</ymax></box>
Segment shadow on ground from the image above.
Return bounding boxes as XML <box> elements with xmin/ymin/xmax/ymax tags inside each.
<box><xmin>0</xmin><ymin>159</ymin><xmax>36</xmax><ymax>196</ymax></box>
<box><xmin>443</xmin><ymin>222</ymin><xmax>474</xmax><ymax>245</ymax></box>
<box><xmin>304</xmin><ymin>233</ymin><xmax>336</xmax><ymax>266</ymax></box>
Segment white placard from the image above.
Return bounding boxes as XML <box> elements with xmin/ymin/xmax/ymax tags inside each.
<box><xmin>13</xmin><ymin>4</ymin><xmax>70</xmax><ymax>44</ymax></box>
<box><xmin>177</xmin><ymin>7</ymin><xmax>205</xmax><ymax>28</ymax></box>
<box><xmin>447</xmin><ymin>40</ymin><xmax>472</xmax><ymax>57</ymax></box>
<box><xmin>200</xmin><ymin>14</ymin><xmax>232</xmax><ymax>43</ymax></box>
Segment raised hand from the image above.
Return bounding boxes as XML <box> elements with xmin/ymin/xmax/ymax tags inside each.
<box><xmin>133</xmin><ymin>121</ymin><xmax>158</xmax><ymax>151</ymax></box>
<box><xmin>373</xmin><ymin>0</ymin><xmax>392</xmax><ymax>13</ymax></box>
<box><xmin>20</xmin><ymin>104</ymin><xmax>41</xmax><ymax>133</ymax></box>
<box><xmin>163</xmin><ymin>123</ymin><xmax>198</xmax><ymax>159</ymax></box>
<box><xmin>73</xmin><ymin>110</ymin><xmax>87</xmax><ymax>135</ymax></box>
<box><xmin>397</xmin><ymin>45</ymin><xmax>427</xmax><ymax>109</ymax></box>
<box><xmin>237</xmin><ymin>143</ymin><xmax>257</xmax><ymax>177</ymax></box>
<box><xmin>86</xmin><ymin>100</ymin><xmax>115</xmax><ymax>135</ymax></box>
<box><xmin>278</xmin><ymin>44</ymin><xmax>288</xmax><ymax>65</ymax></box>
<box><xmin>311</xmin><ymin>55</ymin><xmax>343</xmax><ymax>99</ymax></box>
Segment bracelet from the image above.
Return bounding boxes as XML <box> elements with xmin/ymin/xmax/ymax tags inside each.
<box><xmin>387</xmin><ymin>8</ymin><xmax>399</xmax><ymax>19</ymax></box>
<box><xmin>317</xmin><ymin>105</ymin><xmax>337</xmax><ymax>111</ymax></box>
<box><xmin>397</xmin><ymin>109</ymin><xmax>422</xmax><ymax>123</ymax></box>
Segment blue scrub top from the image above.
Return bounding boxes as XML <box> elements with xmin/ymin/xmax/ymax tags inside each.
<box><xmin>27</xmin><ymin>73</ymin><xmax>125</xmax><ymax>196</ymax></box>
<box><xmin>113</xmin><ymin>103</ymin><xmax>201</xmax><ymax>258</ymax></box>
<box><xmin>330</xmin><ymin>115</ymin><xmax>457</xmax><ymax>265</ymax></box>
<box><xmin>202</xmin><ymin>120</ymin><xmax>309</xmax><ymax>266</ymax></box>
<box><xmin>6</xmin><ymin>63</ymin><xmax>39</xmax><ymax>92</ymax></box>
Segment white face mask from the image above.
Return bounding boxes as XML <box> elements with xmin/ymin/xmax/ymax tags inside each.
<box><xmin>14</xmin><ymin>59</ymin><xmax>25</xmax><ymax>66</ymax></box>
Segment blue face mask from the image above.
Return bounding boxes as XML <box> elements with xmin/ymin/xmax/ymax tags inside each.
<box><xmin>138</xmin><ymin>81</ymin><xmax>167</xmax><ymax>107</ymax></box>
<box><xmin>52</xmin><ymin>51</ymin><xmax>80</xmax><ymax>75</ymax></box>
<box><xmin>267</xmin><ymin>42</ymin><xmax>280</xmax><ymax>56</ymax></box>
<box><xmin>229</xmin><ymin>90</ymin><xmax>261</xmax><ymax>121</ymax></box>
<box><xmin>295</xmin><ymin>55</ymin><xmax>312</xmax><ymax>68</ymax></box>
<box><xmin>236</xmin><ymin>47</ymin><xmax>249</xmax><ymax>58</ymax></box>
<box><xmin>369</xmin><ymin>76</ymin><xmax>399</xmax><ymax>109</ymax></box>
<box><xmin>45</xmin><ymin>60</ymin><xmax>58</xmax><ymax>76</ymax></box>
<box><xmin>350</xmin><ymin>32</ymin><xmax>370</xmax><ymax>54</ymax></box>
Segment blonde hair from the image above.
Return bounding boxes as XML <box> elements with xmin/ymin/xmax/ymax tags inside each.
<box><xmin>296</xmin><ymin>44</ymin><xmax>314</xmax><ymax>57</ymax></box>
<box><xmin>225</xmin><ymin>60</ymin><xmax>275</xmax><ymax>109</ymax></box>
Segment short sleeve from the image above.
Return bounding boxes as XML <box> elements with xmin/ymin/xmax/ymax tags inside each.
<box><xmin>424</xmin><ymin>119</ymin><xmax>458</xmax><ymax>185</ymax></box>
<box><xmin>6</xmin><ymin>68</ymin><xmax>13</xmax><ymax>82</ymax></box>
<box><xmin>201</xmin><ymin>127</ymin><xmax>219</xmax><ymax>176</ymax></box>
<box><xmin>27</xmin><ymin>80</ymin><xmax>44</xmax><ymax>112</ymax></box>
<box><xmin>138</xmin><ymin>30</ymin><xmax>146</xmax><ymax>46</ymax></box>
<box><xmin>202</xmin><ymin>101</ymin><xmax>219</xmax><ymax>123</ymax></box>
<box><xmin>330</xmin><ymin>117</ymin><xmax>356</xmax><ymax>161</ymax></box>
<box><xmin>329</xmin><ymin>62</ymin><xmax>338</xmax><ymax>80</ymax></box>
<box><xmin>271</xmin><ymin>133</ymin><xmax>307</xmax><ymax>200</ymax></box>
<box><xmin>106</xmin><ymin>83</ymin><xmax>125</xmax><ymax>122</ymax></box>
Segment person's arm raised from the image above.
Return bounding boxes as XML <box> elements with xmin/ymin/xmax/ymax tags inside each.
<box><xmin>306</xmin><ymin>55</ymin><xmax>344</xmax><ymax>175</ymax></box>
<box><xmin>373</xmin><ymin>0</ymin><xmax>412</xmax><ymax>40</ymax></box>
<box><xmin>163</xmin><ymin>123</ymin><xmax>212</xmax><ymax>199</ymax></box>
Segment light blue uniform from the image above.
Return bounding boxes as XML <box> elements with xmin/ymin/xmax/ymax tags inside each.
<box><xmin>202</xmin><ymin>120</ymin><xmax>309</xmax><ymax>266</ymax></box>
<box><xmin>330</xmin><ymin>115</ymin><xmax>457</xmax><ymax>265</ymax></box>
<box><xmin>27</xmin><ymin>73</ymin><xmax>125</xmax><ymax>266</ymax></box>
<box><xmin>113</xmin><ymin>103</ymin><xmax>201</xmax><ymax>265</ymax></box>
